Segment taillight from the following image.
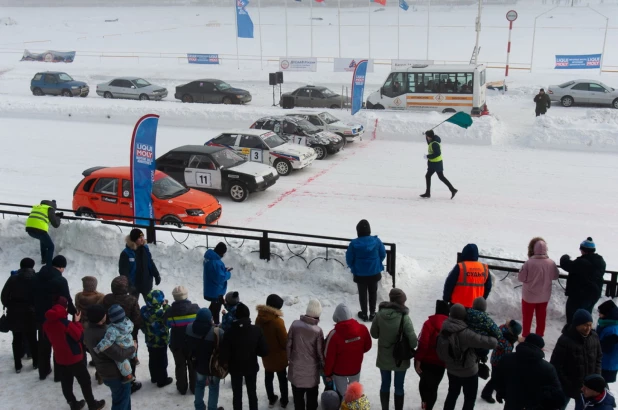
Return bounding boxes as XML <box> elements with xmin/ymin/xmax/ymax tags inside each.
<box><xmin>548</xmin><ymin>90</ymin><xmax>553</xmax><ymax>94</ymax></box>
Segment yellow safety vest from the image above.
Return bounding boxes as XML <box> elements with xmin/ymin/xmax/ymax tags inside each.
<box><xmin>25</xmin><ymin>204</ymin><xmax>50</xmax><ymax>232</ymax></box>
<box><xmin>428</xmin><ymin>141</ymin><xmax>443</xmax><ymax>163</ymax></box>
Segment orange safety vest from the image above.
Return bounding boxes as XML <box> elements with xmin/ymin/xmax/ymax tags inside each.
<box><xmin>451</xmin><ymin>261</ymin><xmax>489</xmax><ymax>308</ymax></box>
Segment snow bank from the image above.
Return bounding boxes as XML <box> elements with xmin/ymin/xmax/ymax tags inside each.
<box><xmin>0</xmin><ymin>17</ymin><xmax>17</xmax><ymax>25</ymax></box>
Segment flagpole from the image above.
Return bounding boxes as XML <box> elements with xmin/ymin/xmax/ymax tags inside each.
<box><xmin>368</xmin><ymin>2</ymin><xmax>371</xmax><ymax>59</ymax></box>
<box><xmin>285</xmin><ymin>0</ymin><xmax>288</xmax><ymax>57</ymax></box>
<box><xmin>258</xmin><ymin>0</ymin><xmax>263</xmax><ymax>69</ymax></box>
<box><xmin>426</xmin><ymin>0</ymin><xmax>431</xmax><ymax>59</ymax></box>
<box><xmin>234</xmin><ymin>1</ymin><xmax>240</xmax><ymax>69</ymax></box>
<box><xmin>338</xmin><ymin>0</ymin><xmax>341</xmax><ymax>57</ymax></box>
<box><xmin>397</xmin><ymin>1</ymin><xmax>400</xmax><ymax>59</ymax></box>
<box><xmin>310</xmin><ymin>0</ymin><xmax>313</xmax><ymax>57</ymax></box>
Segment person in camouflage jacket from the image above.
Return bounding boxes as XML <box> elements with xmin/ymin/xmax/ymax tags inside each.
<box><xmin>140</xmin><ymin>290</ymin><xmax>172</xmax><ymax>387</ymax></box>
<box><xmin>465</xmin><ymin>297</ymin><xmax>502</xmax><ymax>362</ymax></box>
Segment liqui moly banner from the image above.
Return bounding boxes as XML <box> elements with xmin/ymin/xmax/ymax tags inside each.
<box><xmin>351</xmin><ymin>60</ymin><xmax>368</xmax><ymax>116</ymax></box>
<box><xmin>334</xmin><ymin>58</ymin><xmax>374</xmax><ymax>73</ymax></box>
<box><xmin>130</xmin><ymin>114</ymin><xmax>159</xmax><ymax>226</ymax></box>
<box><xmin>555</xmin><ymin>54</ymin><xmax>601</xmax><ymax>69</ymax></box>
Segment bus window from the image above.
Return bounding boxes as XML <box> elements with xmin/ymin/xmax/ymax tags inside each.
<box><xmin>383</xmin><ymin>72</ymin><xmax>406</xmax><ymax>98</ymax></box>
<box><xmin>479</xmin><ymin>70</ymin><xmax>486</xmax><ymax>87</ymax></box>
<box><xmin>407</xmin><ymin>73</ymin><xmax>416</xmax><ymax>93</ymax></box>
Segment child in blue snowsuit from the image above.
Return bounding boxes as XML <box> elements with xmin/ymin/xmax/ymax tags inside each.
<box><xmin>597</xmin><ymin>300</ymin><xmax>618</xmax><ymax>383</ymax></box>
<box><xmin>481</xmin><ymin>320</ymin><xmax>522</xmax><ymax>403</ymax></box>
<box><xmin>220</xmin><ymin>291</ymin><xmax>240</xmax><ymax>333</ymax></box>
<box><xmin>95</xmin><ymin>304</ymin><xmax>136</xmax><ymax>383</ymax></box>
<box><xmin>466</xmin><ymin>297</ymin><xmax>503</xmax><ymax>362</ymax></box>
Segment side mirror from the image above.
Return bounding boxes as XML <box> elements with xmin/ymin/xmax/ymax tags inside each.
<box><xmin>131</xmin><ymin>86</ymin><xmax>136</xmax><ymax>89</ymax></box>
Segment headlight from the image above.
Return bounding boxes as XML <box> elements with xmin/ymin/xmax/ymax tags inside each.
<box><xmin>186</xmin><ymin>209</ymin><xmax>204</xmax><ymax>216</ymax></box>
<box><xmin>255</xmin><ymin>176</ymin><xmax>264</xmax><ymax>183</ymax></box>
<box><xmin>236</xmin><ymin>95</ymin><xmax>244</xmax><ymax>99</ymax></box>
<box><xmin>71</xmin><ymin>86</ymin><xmax>78</xmax><ymax>89</ymax></box>
<box><xmin>153</xmin><ymin>90</ymin><xmax>161</xmax><ymax>94</ymax></box>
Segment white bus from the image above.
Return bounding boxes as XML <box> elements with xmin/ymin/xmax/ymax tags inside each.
<box><xmin>366</xmin><ymin>64</ymin><xmax>487</xmax><ymax>116</ymax></box>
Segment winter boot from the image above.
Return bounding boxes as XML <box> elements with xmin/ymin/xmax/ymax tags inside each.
<box><xmin>88</xmin><ymin>399</ymin><xmax>105</xmax><ymax>410</ymax></box>
<box><xmin>394</xmin><ymin>394</ymin><xmax>404</xmax><ymax>410</ymax></box>
<box><xmin>380</xmin><ymin>392</ymin><xmax>390</xmax><ymax>410</ymax></box>
<box><xmin>157</xmin><ymin>377</ymin><xmax>173</xmax><ymax>388</ymax></box>
<box><xmin>369</xmin><ymin>312</ymin><xmax>376</xmax><ymax>321</ymax></box>
<box><xmin>69</xmin><ymin>400</ymin><xmax>85</xmax><ymax>410</ymax></box>
<box><xmin>420</xmin><ymin>192</ymin><xmax>431</xmax><ymax>198</ymax></box>
<box><xmin>451</xmin><ymin>189</ymin><xmax>458</xmax><ymax>199</ymax></box>
<box><xmin>269</xmin><ymin>395</ymin><xmax>279</xmax><ymax>408</ymax></box>
<box><xmin>481</xmin><ymin>394</ymin><xmax>496</xmax><ymax>404</ymax></box>
<box><xmin>358</xmin><ymin>311</ymin><xmax>369</xmax><ymax>322</ymax></box>
<box><xmin>130</xmin><ymin>381</ymin><xmax>142</xmax><ymax>394</ymax></box>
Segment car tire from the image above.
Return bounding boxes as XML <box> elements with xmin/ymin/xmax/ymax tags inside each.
<box><xmin>139</xmin><ymin>94</ymin><xmax>149</xmax><ymax>101</ymax></box>
<box><xmin>373</xmin><ymin>104</ymin><xmax>385</xmax><ymax>110</ymax></box>
<box><xmin>62</xmin><ymin>89</ymin><xmax>73</xmax><ymax>97</ymax></box>
<box><xmin>330</xmin><ymin>104</ymin><xmax>340</xmax><ymax>109</ymax></box>
<box><xmin>313</xmin><ymin>145</ymin><xmax>328</xmax><ymax>160</ymax></box>
<box><xmin>442</xmin><ymin>108</ymin><xmax>456</xmax><ymax>113</ymax></box>
<box><xmin>104</xmin><ymin>92</ymin><xmax>113</xmax><ymax>99</ymax></box>
<box><xmin>182</xmin><ymin>94</ymin><xmax>194</xmax><ymax>103</ymax></box>
<box><xmin>32</xmin><ymin>88</ymin><xmax>44</xmax><ymax>96</ymax></box>
<box><xmin>161</xmin><ymin>215</ymin><xmax>183</xmax><ymax>227</ymax></box>
<box><xmin>366</xmin><ymin>101</ymin><xmax>374</xmax><ymax>109</ymax></box>
<box><xmin>76</xmin><ymin>208</ymin><xmax>96</xmax><ymax>218</ymax></box>
<box><xmin>223</xmin><ymin>97</ymin><xmax>232</xmax><ymax>105</ymax></box>
<box><xmin>612</xmin><ymin>98</ymin><xmax>618</xmax><ymax>109</ymax></box>
<box><xmin>229</xmin><ymin>183</ymin><xmax>249</xmax><ymax>202</ymax></box>
<box><xmin>561</xmin><ymin>96</ymin><xmax>574</xmax><ymax>107</ymax></box>
<box><xmin>273</xmin><ymin>159</ymin><xmax>292</xmax><ymax>176</ymax></box>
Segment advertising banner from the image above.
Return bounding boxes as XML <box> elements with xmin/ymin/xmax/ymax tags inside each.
<box><xmin>236</xmin><ymin>0</ymin><xmax>254</xmax><ymax>39</ymax></box>
<box><xmin>130</xmin><ymin>114</ymin><xmax>159</xmax><ymax>226</ymax></box>
<box><xmin>555</xmin><ymin>54</ymin><xmax>601</xmax><ymax>69</ymax></box>
<box><xmin>187</xmin><ymin>54</ymin><xmax>220</xmax><ymax>64</ymax></box>
<box><xmin>391</xmin><ymin>59</ymin><xmax>434</xmax><ymax>70</ymax></box>
<box><xmin>279</xmin><ymin>57</ymin><xmax>318</xmax><ymax>72</ymax></box>
<box><xmin>21</xmin><ymin>49</ymin><xmax>75</xmax><ymax>63</ymax></box>
<box><xmin>351</xmin><ymin>60</ymin><xmax>368</xmax><ymax>116</ymax></box>
<box><xmin>334</xmin><ymin>58</ymin><xmax>374</xmax><ymax>73</ymax></box>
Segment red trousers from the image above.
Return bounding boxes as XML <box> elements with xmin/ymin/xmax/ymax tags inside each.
<box><xmin>522</xmin><ymin>299</ymin><xmax>548</xmax><ymax>337</ymax></box>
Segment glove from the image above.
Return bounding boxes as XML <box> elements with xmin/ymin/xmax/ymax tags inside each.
<box><xmin>423</xmin><ymin>154</ymin><xmax>428</xmax><ymax>159</ymax></box>
<box><xmin>56</xmin><ymin>212</ymin><xmax>64</xmax><ymax>218</ymax></box>
<box><xmin>155</xmin><ymin>276</ymin><xmax>161</xmax><ymax>286</ymax></box>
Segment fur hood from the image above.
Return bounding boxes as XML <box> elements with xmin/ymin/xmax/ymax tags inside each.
<box><xmin>378</xmin><ymin>301</ymin><xmax>409</xmax><ymax>314</ymax></box>
<box><xmin>125</xmin><ymin>235</ymin><xmax>138</xmax><ymax>251</ymax></box>
<box><xmin>256</xmin><ymin>304</ymin><xmax>283</xmax><ymax>319</ymax></box>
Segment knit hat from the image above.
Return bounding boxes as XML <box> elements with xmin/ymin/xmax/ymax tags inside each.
<box><xmin>129</xmin><ymin>228</ymin><xmax>144</xmax><ymax>243</ymax></box>
<box><xmin>583</xmin><ymin>374</ymin><xmax>607</xmax><ymax>394</ymax></box>
<box><xmin>306</xmin><ymin>299</ymin><xmax>323</xmax><ymax>318</ymax></box>
<box><xmin>82</xmin><ymin>276</ymin><xmax>98</xmax><ymax>293</ymax></box>
<box><xmin>389</xmin><ymin>288</ymin><xmax>407</xmax><ymax>305</ymax></box>
<box><xmin>321</xmin><ymin>390</ymin><xmax>341</xmax><ymax>410</ymax></box>
<box><xmin>20</xmin><ymin>257</ymin><xmax>35</xmax><ymax>270</ymax></box>
<box><xmin>88</xmin><ymin>304</ymin><xmax>106</xmax><ymax>324</ymax></box>
<box><xmin>539</xmin><ymin>88</ymin><xmax>545</xmax><ymax>92</ymax></box>
<box><xmin>172</xmin><ymin>286</ymin><xmax>189</xmax><ymax>301</ymax></box>
<box><xmin>508</xmin><ymin>319</ymin><xmax>523</xmax><ymax>337</ymax></box>
<box><xmin>54</xmin><ymin>296</ymin><xmax>68</xmax><ymax>309</ymax></box>
<box><xmin>111</xmin><ymin>276</ymin><xmax>129</xmax><ymax>295</ymax></box>
<box><xmin>598</xmin><ymin>300</ymin><xmax>618</xmax><ymax>318</ymax></box>
<box><xmin>235</xmin><ymin>302</ymin><xmax>250</xmax><ymax>320</ymax></box>
<box><xmin>192</xmin><ymin>308</ymin><xmax>213</xmax><ymax>336</ymax></box>
<box><xmin>425</xmin><ymin>130</ymin><xmax>435</xmax><ymax>138</ymax></box>
<box><xmin>52</xmin><ymin>255</ymin><xmax>67</xmax><ymax>268</ymax></box>
<box><xmin>472</xmin><ymin>297</ymin><xmax>487</xmax><ymax>312</ymax></box>
<box><xmin>572</xmin><ymin>309</ymin><xmax>593</xmax><ymax>327</ymax></box>
<box><xmin>214</xmin><ymin>242</ymin><xmax>227</xmax><ymax>257</ymax></box>
<box><xmin>108</xmin><ymin>304</ymin><xmax>126</xmax><ymax>324</ymax></box>
<box><xmin>356</xmin><ymin>219</ymin><xmax>371</xmax><ymax>237</ymax></box>
<box><xmin>225</xmin><ymin>291</ymin><xmax>240</xmax><ymax>306</ymax></box>
<box><xmin>435</xmin><ymin>300</ymin><xmax>450</xmax><ymax>316</ymax></box>
<box><xmin>266</xmin><ymin>294</ymin><xmax>284</xmax><ymax>310</ymax></box>
<box><xmin>450</xmin><ymin>303</ymin><xmax>467</xmax><ymax>320</ymax></box>
<box><xmin>580</xmin><ymin>237</ymin><xmax>596</xmax><ymax>252</ymax></box>
<box><xmin>344</xmin><ymin>382</ymin><xmax>364</xmax><ymax>404</ymax></box>
<box><xmin>525</xmin><ymin>333</ymin><xmax>545</xmax><ymax>349</ymax></box>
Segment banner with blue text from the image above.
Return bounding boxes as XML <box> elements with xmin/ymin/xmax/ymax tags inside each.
<box><xmin>130</xmin><ymin>114</ymin><xmax>159</xmax><ymax>226</ymax></box>
<box><xmin>236</xmin><ymin>0</ymin><xmax>254</xmax><ymax>39</ymax></box>
<box><xmin>555</xmin><ymin>54</ymin><xmax>601</xmax><ymax>69</ymax></box>
<box><xmin>187</xmin><ymin>54</ymin><xmax>220</xmax><ymax>65</ymax></box>
<box><xmin>351</xmin><ymin>60</ymin><xmax>368</xmax><ymax>116</ymax></box>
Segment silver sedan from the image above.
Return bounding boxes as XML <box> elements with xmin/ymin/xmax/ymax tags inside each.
<box><xmin>96</xmin><ymin>77</ymin><xmax>168</xmax><ymax>101</ymax></box>
<box><xmin>548</xmin><ymin>79</ymin><xmax>618</xmax><ymax>109</ymax></box>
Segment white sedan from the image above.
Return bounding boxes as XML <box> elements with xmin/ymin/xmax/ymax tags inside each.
<box><xmin>548</xmin><ymin>80</ymin><xmax>618</xmax><ymax>109</ymax></box>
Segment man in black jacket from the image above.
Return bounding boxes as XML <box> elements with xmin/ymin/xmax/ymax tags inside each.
<box><xmin>32</xmin><ymin>255</ymin><xmax>76</xmax><ymax>380</ymax></box>
<box><xmin>494</xmin><ymin>334</ymin><xmax>564</xmax><ymax>410</ymax></box>
<box><xmin>420</xmin><ymin>130</ymin><xmax>457</xmax><ymax>199</ymax></box>
<box><xmin>220</xmin><ymin>302</ymin><xmax>269</xmax><ymax>410</ymax></box>
<box><xmin>84</xmin><ymin>305</ymin><xmax>136</xmax><ymax>410</ymax></box>
<box><xmin>533</xmin><ymin>89</ymin><xmax>551</xmax><ymax>117</ymax></box>
<box><xmin>25</xmin><ymin>199</ymin><xmax>63</xmax><ymax>266</ymax></box>
<box><xmin>119</xmin><ymin>229</ymin><xmax>161</xmax><ymax>302</ymax></box>
<box><xmin>561</xmin><ymin>237</ymin><xmax>606</xmax><ymax>325</ymax></box>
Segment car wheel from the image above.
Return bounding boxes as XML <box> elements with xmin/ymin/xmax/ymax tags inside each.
<box><xmin>442</xmin><ymin>108</ymin><xmax>456</xmax><ymax>114</ymax></box>
<box><xmin>373</xmin><ymin>104</ymin><xmax>385</xmax><ymax>110</ymax></box>
<box><xmin>273</xmin><ymin>159</ymin><xmax>292</xmax><ymax>176</ymax></box>
<box><xmin>330</xmin><ymin>104</ymin><xmax>340</xmax><ymax>109</ymax></box>
<box><xmin>104</xmin><ymin>92</ymin><xmax>113</xmax><ymax>99</ymax></box>
<box><xmin>223</xmin><ymin>97</ymin><xmax>232</xmax><ymax>104</ymax></box>
<box><xmin>182</xmin><ymin>94</ymin><xmax>194</xmax><ymax>103</ymax></box>
<box><xmin>139</xmin><ymin>94</ymin><xmax>149</xmax><ymax>101</ymax></box>
<box><xmin>561</xmin><ymin>96</ymin><xmax>574</xmax><ymax>107</ymax></box>
<box><xmin>161</xmin><ymin>216</ymin><xmax>183</xmax><ymax>227</ymax></box>
<box><xmin>33</xmin><ymin>88</ymin><xmax>44</xmax><ymax>96</ymax></box>
<box><xmin>313</xmin><ymin>145</ymin><xmax>328</xmax><ymax>160</ymax></box>
<box><xmin>612</xmin><ymin>98</ymin><xmax>618</xmax><ymax>109</ymax></box>
<box><xmin>229</xmin><ymin>183</ymin><xmax>249</xmax><ymax>202</ymax></box>
<box><xmin>77</xmin><ymin>208</ymin><xmax>96</xmax><ymax>218</ymax></box>
<box><xmin>366</xmin><ymin>101</ymin><xmax>374</xmax><ymax>109</ymax></box>
<box><xmin>62</xmin><ymin>89</ymin><xmax>73</xmax><ymax>97</ymax></box>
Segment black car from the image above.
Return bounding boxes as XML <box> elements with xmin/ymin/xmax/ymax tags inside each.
<box><xmin>250</xmin><ymin>116</ymin><xmax>345</xmax><ymax>160</ymax></box>
<box><xmin>174</xmin><ymin>79</ymin><xmax>252</xmax><ymax>104</ymax></box>
<box><xmin>156</xmin><ymin>145</ymin><xmax>278</xmax><ymax>202</ymax></box>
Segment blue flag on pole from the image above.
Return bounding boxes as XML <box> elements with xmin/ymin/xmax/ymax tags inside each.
<box><xmin>130</xmin><ymin>114</ymin><xmax>159</xmax><ymax>226</ymax></box>
<box><xmin>399</xmin><ymin>0</ymin><xmax>409</xmax><ymax>10</ymax></box>
<box><xmin>351</xmin><ymin>60</ymin><xmax>368</xmax><ymax>116</ymax></box>
<box><xmin>236</xmin><ymin>0</ymin><xmax>254</xmax><ymax>39</ymax></box>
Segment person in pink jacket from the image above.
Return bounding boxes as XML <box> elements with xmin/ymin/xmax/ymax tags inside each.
<box><xmin>518</xmin><ymin>238</ymin><xmax>560</xmax><ymax>337</ymax></box>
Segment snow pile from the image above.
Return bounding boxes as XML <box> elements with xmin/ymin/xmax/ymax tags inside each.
<box><xmin>0</xmin><ymin>17</ymin><xmax>17</xmax><ymax>26</ymax></box>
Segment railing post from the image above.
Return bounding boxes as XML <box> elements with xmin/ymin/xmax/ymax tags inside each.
<box><xmin>608</xmin><ymin>272</ymin><xmax>618</xmax><ymax>298</ymax></box>
<box><xmin>391</xmin><ymin>243</ymin><xmax>397</xmax><ymax>288</ymax></box>
<box><xmin>146</xmin><ymin>219</ymin><xmax>156</xmax><ymax>245</ymax></box>
<box><xmin>259</xmin><ymin>232</ymin><xmax>271</xmax><ymax>261</ymax></box>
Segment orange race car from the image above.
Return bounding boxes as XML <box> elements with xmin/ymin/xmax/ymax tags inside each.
<box><xmin>72</xmin><ymin>166</ymin><xmax>222</xmax><ymax>228</ymax></box>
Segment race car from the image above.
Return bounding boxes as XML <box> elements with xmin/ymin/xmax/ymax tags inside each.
<box><xmin>206</xmin><ymin>129</ymin><xmax>317</xmax><ymax>176</ymax></box>
<box><xmin>285</xmin><ymin>111</ymin><xmax>364</xmax><ymax>142</ymax></box>
<box><xmin>157</xmin><ymin>145</ymin><xmax>279</xmax><ymax>202</ymax></box>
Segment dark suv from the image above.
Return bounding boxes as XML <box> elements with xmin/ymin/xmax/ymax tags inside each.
<box><xmin>30</xmin><ymin>71</ymin><xmax>89</xmax><ymax>97</ymax></box>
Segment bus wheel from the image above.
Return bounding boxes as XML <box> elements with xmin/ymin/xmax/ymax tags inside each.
<box><xmin>442</xmin><ymin>108</ymin><xmax>456</xmax><ymax>114</ymax></box>
<box><xmin>373</xmin><ymin>104</ymin><xmax>385</xmax><ymax>110</ymax></box>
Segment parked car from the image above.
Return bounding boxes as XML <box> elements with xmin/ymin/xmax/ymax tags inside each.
<box><xmin>206</xmin><ymin>129</ymin><xmax>317</xmax><ymax>176</ymax></box>
<box><xmin>285</xmin><ymin>111</ymin><xmax>364</xmax><ymax>142</ymax></box>
<box><xmin>156</xmin><ymin>145</ymin><xmax>278</xmax><ymax>202</ymax></box>
<box><xmin>30</xmin><ymin>71</ymin><xmax>89</xmax><ymax>97</ymax></box>
<box><xmin>548</xmin><ymin>80</ymin><xmax>618</xmax><ymax>109</ymax></box>
<box><xmin>72</xmin><ymin>166</ymin><xmax>222</xmax><ymax>228</ymax></box>
<box><xmin>174</xmin><ymin>79</ymin><xmax>252</xmax><ymax>104</ymax></box>
<box><xmin>281</xmin><ymin>85</ymin><xmax>350</xmax><ymax>109</ymax></box>
<box><xmin>251</xmin><ymin>116</ymin><xmax>344</xmax><ymax>160</ymax></box>
<box><xmin>96</xmin><ymin>77</ymin><xmax>168</xmax><ymax>101</ymax></box>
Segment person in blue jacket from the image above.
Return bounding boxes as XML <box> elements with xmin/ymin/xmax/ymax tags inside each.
<box><xmin>346</xmin><ymin>219</ymin><xmax>386</xmax><ymax>322</ymax></box>
<box><xmin>119</xmin><ymin>228</ymin><xmax>161</xmax><ymax>303</ymax></box>
<box><xmin>597</xmin><ymin>300</ymin><xmax>618</xmax><ymax>383</ymax></box>
<box><xmin>442</xmin><ymin>244</ymin><xmax>492</xmax><ymax>308</ymax></box>
<box><xmin>575</xmin><ymin>374</ymin><xmax>616</xmax><ymax>410</ymax></box>
<box><xmin>203</xmin><ymin>242</ymin><xmax>232</xmax><ymax>325</ymax></box>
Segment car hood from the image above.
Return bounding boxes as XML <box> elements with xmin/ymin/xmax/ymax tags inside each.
<box><xmin>225</xmin><ymin>87</ymin><xmax>250</xmax><ymax>95</ymax></box>
<box><xmin>228</xmin><ymin>161</ymin><xmax>276</xmax><ymax>177</ymax></box>
<box><xmin>160</xmin><ymin>189</ymin><xmax>219</xmax><ymax>211</ymax></box>
<box><xmin>138</xmin><ymin>84</ymin><xmax>166</xmax><ymax>92</ymax></box>
<box><xmin>314</xmin><ymin>130</ymin><xmax>342</xmax><ymax>143</ymax></box>
<box><xmin>273</xmin><ymin>142</ymin><xmax>315</xmax><ymax>157</ymax></box>
<box><xmin>63</xmin><ymin>80</ymin><xmax>88</xmax><ymax>87</ymax></box>
<box><xmin>329</xmin><ymin>121</ymin><xmax>362</xmax><ymax>130</ymax></box>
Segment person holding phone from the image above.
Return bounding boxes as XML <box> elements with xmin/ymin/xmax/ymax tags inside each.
<box><xmin>203</xmin><ymin>242</ymin><xmax>233</xmax><ymax>325</ymax></box>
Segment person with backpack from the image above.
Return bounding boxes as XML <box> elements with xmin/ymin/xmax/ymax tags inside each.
<box><xmin>186</xmin><ymin>308</ymin><xmax>225</xmax><ymax>410</ymax></box>
<box><xmin>437</xmin><ymin>303</ymin><xmax>498</xmax><ymax>410</ymax></box>
<box><xmin>597</xmin><ymin>300</ymin><xmax>618</xmax><ymax>383</ymax></box>
<box><xmin>140</xmin><ymin>289</ymin><xmax>173</xmax><ymax>388</ymax></box>
<box><xmin>370</xmin><ymin>288</ymin><xmax>418</xmax><ymax>410</ymax></box>
<box><xmin>414</xmin><ymin>300</ymin><xmax>450</xmax><ymax>410</ymax></box>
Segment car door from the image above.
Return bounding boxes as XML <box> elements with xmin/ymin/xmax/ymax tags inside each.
<box><xmin>570</xmin><ymin>83</ymin><xmax>591</xmax><ymax>103</ymax></box>
<box><xmin>157</xmin><ymin>152</ymin><xmax>188</xmax><ymax>184</ymax></box>
<box><xmin>190</xmin><ymin>81</ymin><xmax>206</xmax><ymax>103</ymax></box>
<box><xmin>310</xmin><ymin>89</ymin><xmax>325</xmax><ymax>108</ymax></box>
<box><xmin>283</xmin><ymin>120</ymin><xmax>306</xmax><ymax>146</ymax></box>
<box><xmin>200</xmin><ymin>82</ymin><xmax>218</xmax><ymax>103</ymax></box>
<box><xmin>43</xmin><ymin>74</ymin><xmax>59</xmax><ymax>95</ymax></box>
<box><xmin>185</xmin><ymin>154</ymin><xmax>222</xmax><ymax>191</ymax></box>
<box><xmin>125</xmin><ymin>80</ymin><xmax>140</xmax><ymax>99</ymax></box>
<box><xmin>239</xmin><ymin>135</ymin><xmax>267</xmax><ymax>164</ymax></box>
<box><xmin>294</xmin><ymin>88</ymin><xmax>312</xmax><ymax>107</ymax></box>
<box><xmin>107</xmin><ymin>79</ymin><xmax>123</xmax><ymax>98</ymax></box>
<box><xmin>92</xmin><ymin>177</ymin><xmax>121</xmax><ymax>218</ymax></box>
<box><xmin>118</xmin><ymin>179</ymin><xmax>133</xmax><ymax>219</ymax></box>
<box><xmin>588</xmin><ymin>83</ymin><xmax>608</xmax><ymax>104</ymax></box>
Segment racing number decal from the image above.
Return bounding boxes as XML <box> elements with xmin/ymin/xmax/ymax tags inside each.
<box><xmin>250</xmin><ymin>149</ymin><xmax>263</xmax><ymax>162</ymax></box>
<box><xmin>292</xmin><ymin>136</ymin><xmax>307</xmax><ymax>146</ymax></box>
<box><xmin>195</xmin><ymin>172</ymin><xmax>212</xmax><ymax>187</ymax></box>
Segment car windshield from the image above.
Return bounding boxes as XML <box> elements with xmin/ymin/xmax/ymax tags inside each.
<box><xmin>318</xmin><ymin>112</ymin><xmax>339</xmax><ymax>124</ymax></box>
<box><xmin>321</xmin><ymin>88</ymin><xmax>337</xmax><ymax>97</ymax></box>
<box><xmin>58</xmin><ymin>73</ymin><xmax>74</xmax><ymax>82</ymax></box>
<box><xmin>152</xmin><ymin>176</ymin><xmax>189</xmax><ymax>199</ymax></box>
<box><xmin>262</xmin><ymin>133</ymin><xmax>286</xmax><ymax>148</ymax></box>
<box><xmin>134</xmin><ymin>78</ymin><xmax>151</xmax><ymax>88</ymax></box>
<box><xmin>211</xmin><ymin>148</ymin><xmax>245</xmax><ymax>168</ymax></box>
<box><xmin>216</xmin><ymin>81</ymin><xmax>231</xmax><ymax>90</ymax></box>
<box><xmin>295</xmin><ymin>119</ymin><xmax>321</xmax><ymax>135</ymax></box>
<box><xmin>599</xmin><ymin>82</ymin><xmax>613</xmax><ymax>91</ymax></box>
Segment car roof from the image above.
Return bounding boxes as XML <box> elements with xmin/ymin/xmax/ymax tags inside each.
<box><xmin>285</xmin><ymin>111</ymin><xmax>320</xmax><ymax>116</ymax></box>
<box><xmin>37</xmin><ymin>71</ymin><xmax>66</xmax><ymax>75</ymax></box>
<box><xmin>297</xmin><ymin>85</ymin><xmax>327</xmax><ymax>90</ymax></box>
<box><xmin>168</xmin><ymin>145</ymin><xmax>224</xmax><ymax>154</ymax></box>
<box><xmin>111</xmin><ymin>77</ymin><xmax>143</xmax><ymax>81</ymax></box>
<box><xmin>192</xmin><ymin>79</ymin><xmax>223</xmax><ymax>82</ymax></box>
<box><xmin>218</xmin><ymin>129</ymin><xmax>273</xmax><ymax>136</ymax></box>
<box><xmin>82</xmin><ymin>166</ymin><xmax>165</xmax><ymax>179</ymax></box>
<box><xmin>573</xmin><ymin>79</ymin><xmax>602</xmax><ymax>83</ymax></box>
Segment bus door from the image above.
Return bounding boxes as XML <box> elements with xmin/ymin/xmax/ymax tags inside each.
<box><xmin>381</xmin><ymin>72</ymin><xmax>407</xmax><ymax>109</ymax></box>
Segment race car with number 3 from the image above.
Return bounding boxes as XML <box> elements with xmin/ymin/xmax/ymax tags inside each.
<box><xmin>205</xmin><ymin>129</ymin><xmax>317</xmax><ymax>176</ymax></box>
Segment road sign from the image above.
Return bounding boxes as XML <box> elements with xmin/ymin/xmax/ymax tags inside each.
<box><xmin>506</xmin><ymin>10</ymin><xmax>518</xmax><ymax>22</ymax></box>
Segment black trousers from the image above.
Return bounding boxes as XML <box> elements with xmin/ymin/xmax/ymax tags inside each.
<box><xmin>357</xmin><ymin>281</ymin><xmax>378</xmax><ymax>316</ymax></box>
<box><xmin>58</xmin><ymin>361</ymin><xmax>96</xmax><ymax>407</ymax></box>
<box><xmin>265</xmin><ymin>370</ymin><xmax>289</xmax><ymax>404</ymax></box>
<box><xmin>292</xmin><ymin>384</ymin><xmax>319</xmax><ymax>410</ymax></box>
<box><xmin>231</xmin><ymin>372</ymin><xmax>258</xmax><ymax>410</ymax></box>
<box><xmin>481</xmin><ymin>376</ymin><xmax>496</xmax><ymax>398</ymax></box>
<box><xmin>37</xmin><ymin>323</ymin><xmax>54</xmax><ymax>379</ymax></box>
<box><xmin>12</xmin><ymin>330</ymin><xmax>38</xmax><ymax>371</ymax></box>
<box><xmin>148</xmin><ymin>346</ymin><xmax>169</xmax><ymax>385</ymax></box>
<box><xmin>535</xmin><ymin>109</ymin><xmax>546</xmax><ymax>117</ymax></box>
<box><xmin>172</xmin><ymin>348</ymin><xmax>195</xmax><ymax>394</ymax></box>
<box><xmin>425</xmin><ymin>170</ymin><xmax>455</xmax><ymax>194</ymax></box>
<box><xmin>418</xmin><ymin>362</ymin><xmax>445</xmax><ymax>410</ymax></box>
<box><xmin>208</xmin><ymin>295</ymin><xmax>225</xmax><ymax>325</ymax></box>
<box><xmin>444</xmin><ymin>373</ymin><xmax>478</xmax><ymax>410</ymax></box>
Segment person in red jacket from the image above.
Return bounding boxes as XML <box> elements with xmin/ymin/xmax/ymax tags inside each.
<box><xmin>43</xmin><ymin>297</ymin><xmax>105</xmax><ymax>410</ymax></box>
<box><xmin>414</xmin><ymin>300</ymin><xmax>450</xmax><ymax>410</ymax></box>
<box><xmin>324</xmin><ymin>303</ymin><xmax>372</xmax><ymax>395</ymax></box>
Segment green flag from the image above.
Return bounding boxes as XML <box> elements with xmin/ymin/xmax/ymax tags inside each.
<box><xmin>445</xmin><ymin>112</ymin><xmax>473</xmax><ymax>129</ymax></box>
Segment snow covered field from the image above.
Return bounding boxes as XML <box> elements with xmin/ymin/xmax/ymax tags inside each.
<box><xmin>1</xmin><ymin>2</ymin><xmax>618</xmax><ymax>410</ymax></box>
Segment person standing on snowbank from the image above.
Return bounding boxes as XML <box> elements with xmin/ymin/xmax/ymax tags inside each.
<box><xmin>534</xmin><ymin>88</ymin><xmax>551</xmax><ymax>117</ymax></box>
<box><xmin>203</xmin><ymin>242</ymin><xmax>232</xmax><ymax>325</ymax></box>
<box><xmin>25</xmin><ymin>199</ymin><xmax>62</xmax><ymax>266</ymax></box>
<box><xmin>346</xmin><ymin>219</ymin><xmax>386</xmax><ymax>322</ymax></box>
<box><xmin>443</xmin><ymin>244</ymin><xmax>492</xmax><ymax>308</ymax></box>
<box><xmin>119</xmin><ymin>228</ymin><xmax>161</xmax><ymax>303</ymax></box>
<box><xmin>420</xmin><ymin>130</ymin><xmax>457</xmax><ymax>199</ymax></box>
